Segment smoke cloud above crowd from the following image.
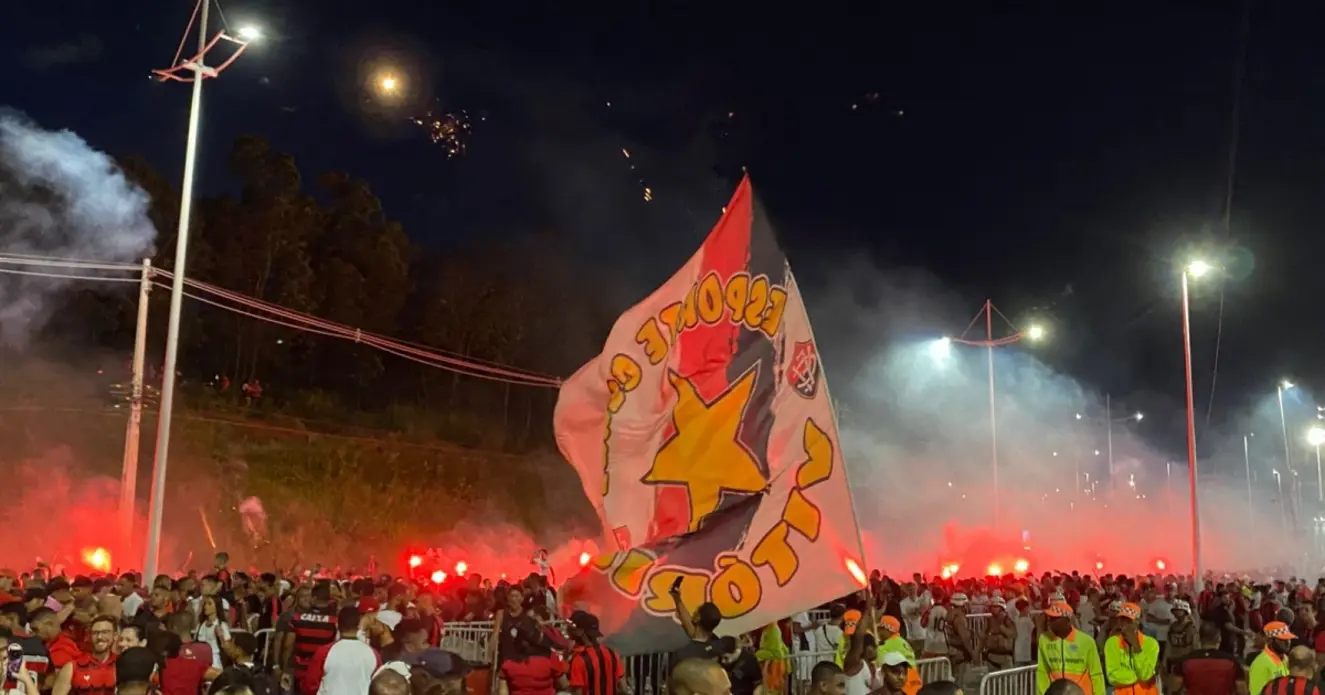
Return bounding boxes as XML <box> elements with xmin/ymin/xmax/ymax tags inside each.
<box><xmin>0</xmin><ymin>109</ymin><xmax>156</xmax><ymax>345</ymax></box>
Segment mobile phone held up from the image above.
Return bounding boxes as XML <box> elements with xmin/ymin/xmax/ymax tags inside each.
<box><xmin>6</xmin><ymin>643</ymin><xmax>23</xmax><ymax>678</ymax></box>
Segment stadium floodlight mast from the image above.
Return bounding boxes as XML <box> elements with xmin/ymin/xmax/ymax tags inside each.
<box><xmin>929</xmin><ymin>299</ymin><xmax>1046</xmax><ymax>530</ymax></box>
<box><xmin>1180</xmin><ymin>259</ymin><xmax>1211</xmax><ymax>591</ymax></box>
<box><xmin>145</xmin><ymin>5</ymin><xmax>261</xmax><ymax>580</ymax></box>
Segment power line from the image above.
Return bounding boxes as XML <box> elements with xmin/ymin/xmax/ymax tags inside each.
<box><xmin>0</xmin><ymin>255</ymin><xmax>563</xmax><ymax>388</ymax></box>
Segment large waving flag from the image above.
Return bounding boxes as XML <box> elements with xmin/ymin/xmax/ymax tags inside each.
<box><xmin>554</xmin><ymin>176</ymin><xmax>866</xmax><ymax>655</ymax></box>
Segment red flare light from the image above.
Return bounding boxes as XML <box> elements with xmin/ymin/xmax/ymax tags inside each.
<box><xmin>454</xmin><ymin>561</ymin><xmax>467</xmax><ymax>575</ymax></box>
<box><xmin>1013</xmin><ymin>558</ymin><xmax>1030</xmax><ymax>573</ymax></box>
<box><xmin>1155</xmin><ymin>559</ymin><xmax>1167</xmax><ymax>571</ymax></box>
<box><xmin>431</xmin><ymin>570</ymin><xmax>446</xmax><ymax>584</ymax></box>
<box><xmin>579</xmin><ymin>552</ymin><xmax>591</xmax><ymax>567</ymax></box>
<box><xmin>940</xmin><ymin>563</ymin><xmax>960</xmax><ymax>579</ymax></box>
<box><xmin>987</xmin><ymin>563</ymin><xmax>1003</xmax><ymax>576</ymax></box>
<box><xmin>408</xmin><ymin>555</ymin><xmax>422</xmax><ymax>569</ymax></box>
<box><xmin>845</xmin><ymin>558</ymin><xmax>867</xmax><ymax>586</ymax></box>
<box><xmin>81</xmin><ymin>547</ymin><xmax>111</xmax><ymax>572</ymax></box>
<box><xmin>1096</xmin><ymin>561</ymin><xmax>1105</xmax><ymax>571</ymax></box>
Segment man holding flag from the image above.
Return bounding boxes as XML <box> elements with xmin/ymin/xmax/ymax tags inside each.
<box><xmin>554</xmin><ymin>175</ymin><xmax>868</xmax><ymax>655</ymax></box>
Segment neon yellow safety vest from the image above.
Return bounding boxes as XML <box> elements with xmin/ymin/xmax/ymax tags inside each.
<box><xmin>1036</xmin><ymin>628</ymin><xmax>1105</xmax><ymax>695</ymax></box>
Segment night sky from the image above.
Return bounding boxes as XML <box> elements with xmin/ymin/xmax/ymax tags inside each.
<box><xmin>5</xmin><ymin>0</ymin><xmax>1325</xmax><ymax>455</ymax></box>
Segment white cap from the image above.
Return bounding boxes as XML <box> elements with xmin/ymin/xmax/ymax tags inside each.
<box><xmin>881</xmin><ymin>652</ymin><xmax>910</xmax><ymax>667</ymax></box>
<box><xmin>950</xmin><ymin>593</ymin><xmax>969</xmax><ymax>606</ymax></box>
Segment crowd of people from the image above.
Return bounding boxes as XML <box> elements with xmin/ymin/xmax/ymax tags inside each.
<box><xmin>3</xmin><ymin>551</ymin><xmax>1324</xmax><ymax>695</ymax></box>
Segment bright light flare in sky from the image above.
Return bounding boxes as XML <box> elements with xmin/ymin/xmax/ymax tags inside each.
<box><xmin>987</xmin><ymin>563</ymin><xmax>1003</xmax><ymax>576</ymax></box>
<box><xmin>1187</xmin><ymin>260</ymin><xmax>1212</xmax><ymax>277</ymax></box>
<box><xmin>1025</xmin><ymin>324</ymin><xmax>1045</xmax><ymax>341</ymax></box>
<box><xmin>237</xmin><ymin>26</ymin><xmax>261</xmax><ymax>41</ymax></box>
<box><xmin>379</xmin><ymin>75</ymin><xmax>399</xmax><ymax>92</ymax></box>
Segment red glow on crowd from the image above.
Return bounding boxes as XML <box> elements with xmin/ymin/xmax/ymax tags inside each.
<box><xmin>81</xmin><ymin>547</ymin><xmax>111</xmax><ymax>572</ymax></box>
<box><xmin>987</xmin><ymin>563</ymin><xmax>1003</xmax><ymax>576</ymax></box>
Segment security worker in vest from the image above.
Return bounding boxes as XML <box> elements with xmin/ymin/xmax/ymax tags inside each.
<box><xmin>1104</xmin><ymin>603</ymin><xmax>1159</xmax><ymax>695</ymax></box>
<box><xmin>1249</xmin><ymin>621</ymin><xmax>1295</xmax><ymax>695</ymax></box>
<box><xmin>1036</xmin><ymin>601</ymin><xmax>1105</xmax><ymax>695</ymax></box>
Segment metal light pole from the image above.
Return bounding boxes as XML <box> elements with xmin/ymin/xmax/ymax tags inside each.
<box><xmin>118</xmin><ymin>259</ymin><xmax>152</xmax><ymax>543</ymax></box>
<box><xmin>1106</xmin><ymin>393</ymin><xmax>1114</xmax><ymax>483</ymax></box>
<box><xmin>1244</xmin><ymin>434</ymin><xmax>1254</xmax><ymax>533</ymax></box>
<box><xmin>932</xmin><ymin>300</ymin><xmax>1044</xmax><ymax>531</ymax></box>
<box><xmin>1273</xmin><ymin>469</ymin><xmax>1286</xmax><ymax>530</ymax></box>
<box><xmin>1180</xmin><ymin>262</ymin><xmax>1205</xmax><ymax>591</ymax></box>
<box><xmin>141</xmin><ymin>6</ymin><xmax>258</xmax><ymax>579</ymax></box>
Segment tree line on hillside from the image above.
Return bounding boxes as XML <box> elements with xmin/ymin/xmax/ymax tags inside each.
<box><xmin>38</xmin><ymin>135</ymin><xmax>616</xmax><ymax>452</ymax></box>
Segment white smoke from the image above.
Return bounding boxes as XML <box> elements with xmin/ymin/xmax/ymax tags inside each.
<box><xmin>0</xmin><ymin>110</ymin><xmax>156</xmax><ymax>344</ymax></box>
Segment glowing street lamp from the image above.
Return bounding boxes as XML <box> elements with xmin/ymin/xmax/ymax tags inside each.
<box><xmin>380</xmin><ymin>75</ymin><xmax>398</xmax><ymax>92</ymax></box>
<box><xmin>237</xmin><ymin>25</ymin><xmax>262</xmax><ymax>41</ymax></box>
<box><xmin>1026</xmin><ymin>324</ymin><xmax>1046</xmax><ymax>341</ymax></box>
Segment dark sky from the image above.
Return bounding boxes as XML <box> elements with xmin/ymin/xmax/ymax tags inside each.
<box><xmin>4</xmin><ymin>0</ymin><xmax>1325</xmax><ymax>452</ymax></box>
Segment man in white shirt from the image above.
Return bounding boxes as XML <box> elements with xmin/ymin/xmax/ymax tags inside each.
<box><xmin>306</xmin><ymin>606</ymin><xmax>381</xmax><ymax>695</ymax></box>
<box><xmin>1140</xmin><ymin>586</ymin><xmax>1173</xmax><ymax>658</ymax></box>
<box><xmin>899</xmin><ymin>584</ymin><xmax>929</xmax><ymax>648</ymax></box>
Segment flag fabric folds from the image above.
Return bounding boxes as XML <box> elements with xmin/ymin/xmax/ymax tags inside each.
<box><xmin>554</xmin><ymin>176</ymin><xmax>865</xmax><ymax>655</ymax></box>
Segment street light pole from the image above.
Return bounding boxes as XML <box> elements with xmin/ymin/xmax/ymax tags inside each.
<box><xmin>986</xmin><ymin>300</ymin><xmax>1000</xmax><ymax>530</ymax></box>
<box><xmin>1244</xmin><ymin>434</ymin><xmax>1254</xmax><ymax>533</ymax></box>
<box><xmin>1180</xmin><ymin>263</ymin><xmax>1203</xmax><ymax>591</ymax></box>
<box><xmin>1106</xmin><ymin>393</ymin><xmax>1114</xmax><ymax>485</ymax></box>
<box><xmin>144</xmin><ymin>0</ymin><xmax>209</xmax><ymax>580</ymax></box>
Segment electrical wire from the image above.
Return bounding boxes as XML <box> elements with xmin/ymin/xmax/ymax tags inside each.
<box><xmin>0</xmin><ymin>257</ymin><xmax>563</xmax><ymax>387</ymax></box>
<box><xmin>154</xmin><ymin>268</ymin><xmax>562</xmax><ymax>385</ymax></box>
<box><xmin>0</xmin><ymin>267</ymin><xmax>140</xmax><ymax>284</ymax></box>
<box><xmin>1203</xmin><ymin>0</ymin><xmax>1254</xmax><ymax>433</ymax></box>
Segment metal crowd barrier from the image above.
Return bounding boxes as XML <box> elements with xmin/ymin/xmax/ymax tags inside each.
<box><xmin>254</xmin><ymin>628</ymin><xmax>275</xmax><ymax>666</ymax></box>
<box><xmin>441</xmin><ymin>621</ymin><xmax>498</xmax><ymax>663</ymax></box>
<box><xmin>978</xmin><ymin>665</ymin><xmax>1035</xmax><ymax>695</ymax></box>
<box><xmin>917</xmin><ymin>657</ymin><xmax>953</xmax><ymax>684</ymax></box>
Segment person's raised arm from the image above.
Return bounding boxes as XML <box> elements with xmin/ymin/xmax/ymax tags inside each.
<box><xmin>669</xmin><ymin>579</ymin><xmax>696</xmax><ymax>639</ymax></box>
<box><xmin>50</xmin><ymin>662</ymin><xmax>74</xmax><ymax>695</ymax></box>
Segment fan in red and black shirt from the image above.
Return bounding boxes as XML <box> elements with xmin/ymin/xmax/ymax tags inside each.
<box><xmin>32</xmin><ymin>608</ymin><xmax>82</xmax><ymax>690</ymax></box>
<box><xmin>52</xmin><ymin>615</ymin><xmax>117</xmax><ymax>695</ymax></box>
<box><xmin>566</xmin><ymin>611</ymin><xmax>624</xmax><ymax>695</ymax></box>
<box><xmin>1171</xmin><ymin>622</ymin><xmax>1245</xmax><ymax>695</ymax></box>
<box><xmin>1262</xmin><ymin>646</ymin><xmax>1322</xmax><ymax>695</ymax></box>
<box><xmin>286</xmin><ymin>582</ymin><xmax>338</xmax><ymax>695</ymax></box>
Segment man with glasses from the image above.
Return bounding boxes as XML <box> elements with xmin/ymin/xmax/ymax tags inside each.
<box><xmin>52</xmin><ymin>616</ymin><xmax>117</xmax><ymax>695</ymax></box>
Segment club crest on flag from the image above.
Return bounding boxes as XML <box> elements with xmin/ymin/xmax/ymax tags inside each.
<box><xmin>553</xmin><ymin>175</ymin><xmax>865</xmax><ymax>654</ymax></box>
<box><xmin>787</xmin><ymin>340</ymin><xmax>821</xmax><ymax>399</ymax></box>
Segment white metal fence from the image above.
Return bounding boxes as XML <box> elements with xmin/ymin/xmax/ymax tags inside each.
<box><xmin>978</xmin><ymin>665</ymin><xmax>1035</xmax><ymax>695</ymax></box>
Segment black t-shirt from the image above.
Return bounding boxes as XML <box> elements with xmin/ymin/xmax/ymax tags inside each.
<box><xmin>724</xmin><ymin>650</ymin><xmax>761</xmax><ymax>695</ymax></box>
<box><xmin>1173</xmin><ymin>648</ymin><xmax>1243</xmax><ymax>695</ymax></box>
<box><xmin>1205</xmin><ymin>606</ymin><xmax>1238</xmax><ymax>654</ymax></box>
<box><xmin>670</xmin><ymin>639</ymin><xmax>721</xmax><ymax>664</ymax></box>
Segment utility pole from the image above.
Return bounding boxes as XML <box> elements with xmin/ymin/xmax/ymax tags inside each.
<box><xmin>118</xmin><ymin>259</ymin><xmax>152</xmax><ymax>543</ymax></box>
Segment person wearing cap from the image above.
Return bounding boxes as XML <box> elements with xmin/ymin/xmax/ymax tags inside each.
<box><xmin>1036</xmin><ymin>602</ymin><xmax>1105</xmax><ymax>695</ymax></box>
<box><xmin>566</xmin><ymin>611</ymin><xmax>624</xmax><ymax>695</ymax></box>
<box><xmin>1103</xmin><ymin>603</ymin><xmax>1159</xmax><ymax>695</ymax></box>
<box><xmin>834</xmin><ymin>610</ymin><xmax>864</xmax><ymax>668</ymax></box>
<box><xmin>941</xmin><ymin>594</ymin><xmax>974</xmax><ymax>678</ymax></box>
<box><xmin>984</xmin><ymin>598</ymin><xmax>1016</xmax><ymax>670</ymax></box>
<box><xmin>1165</xmin><ymin>599</ymin><xmax>1197</xmax><ymax>666</ymax></box>
<box><xmin>879</xmin><ymin>652</ymin><xmax>920</xmax><ymax>695</ymax></box>
<box><xmin>878</xmin><ymin>616</ymin><xmax>916</xmax><ymax>668</ymax></box>
<box><xmin>1250</xmin><ymin>621</ymin><xmax>1296</xmax><ymax>695</ymax></box>
<box><xmin>839</xmin><ymin>606</ymin><xmax>882</xmax><ymax>695</ymax></box>
<box><xmin>402</xmin><ymin>649</ymin><xmax>471</xmax><ymax>695</ymax></box>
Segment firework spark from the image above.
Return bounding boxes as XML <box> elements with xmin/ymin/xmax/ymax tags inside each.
<box><xmin>412</xmin><ymin>109</ymin><xmax>474</xmax><ymax>158</ymax></box>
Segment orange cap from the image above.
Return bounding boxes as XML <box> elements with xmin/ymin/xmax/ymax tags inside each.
<box><xmin>1118</xmin><ymin>603</ymin><xmax>1142</xmax><ymax>621</ymax></box>
<box><xmin>843</xmin><ymin>609</ymin><xmax>862</xmax><ymax>635</ymax></box>
<box><xmin>879</xmin><ymin>616</ymin><xmax>901</xmax><ymax>634</ymax></box>
<box><xmin>1265</xmin><ymin>621</ymin><xmax>1297</xmax><ymax>639</ymax></box>
<box><xmin>1044</xmin><ymin>601</ymin><xmax>1074</xmax><ymax>618</ymax></box>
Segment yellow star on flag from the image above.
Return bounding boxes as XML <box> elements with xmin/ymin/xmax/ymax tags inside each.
<box><xmin>643</xmin><ymin>367</ymin><xmax>767</xmax><ymax>532</ymax></box>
